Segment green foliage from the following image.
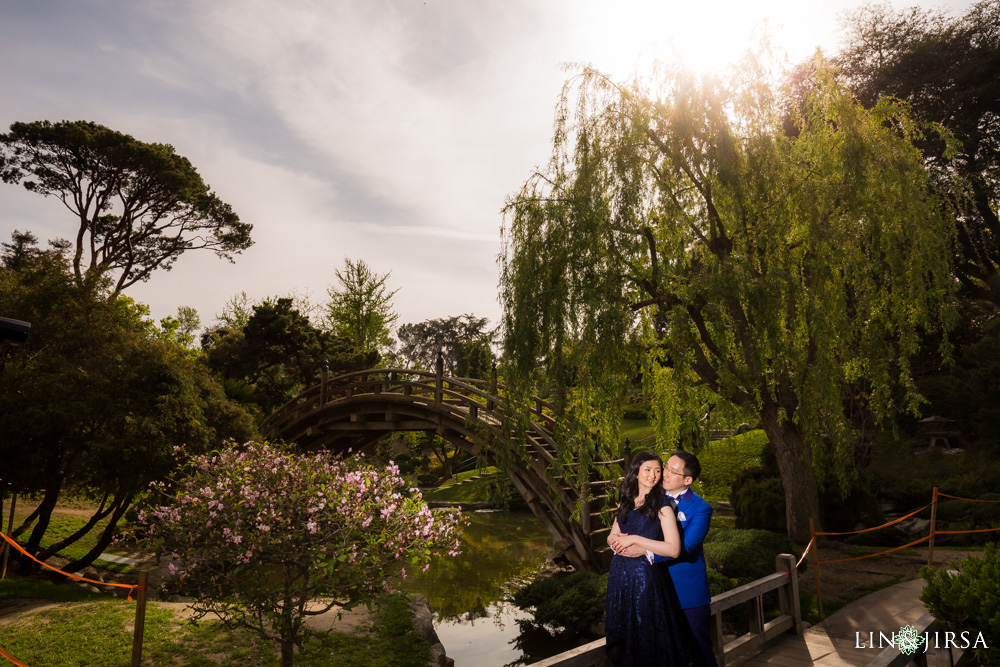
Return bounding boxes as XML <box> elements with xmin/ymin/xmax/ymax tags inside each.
<box><xmin>704</xmin><ymin>529</ymin><xmax>800</xmax><ymax>582</ymax></box>
<box><xmin>921</xmin><ymin>543</ymin><xmax>1000</xmax><ymax>665</ymax></box>
<box><xmin>156</xmin><ymin>305</ymin><xmax>202</xmax><ymax>351</ymax></box>
<box><xmin>324</xmin><ymin>257</ymin><xmax>398</xmax><ymax>356</ymax></box>
<box><xmin>706</xmin><ymin>566</ymin><xmax>737</xmax><ymax>597</ymax></box>
<box><xmin>696</xmin><ymin>430</ymin><xmax>767</xmax><ymax>504</ymax></box>
<box><xmin>838</xmin><ymin>1</ymin><xmax>1000</xmax><ymax>308</ymax></box>
<box><xmin>0</xmin><ymin>120</ymin><xmax>252</xmax><ymax>296</ymax></box>
<box><xmin>396</xmin><ymin>314</ymin><xmax>495</xmax><ymax>375</ymax></box>
<box><xmin>202</xmin><ymin>297</ymin><xmax>373</xmax><ymax>415</ymax></box>
<box><xmin>0</xmin><ymin>251</ymin><xmax>256</xmax><ymax>572</ymax></box>
<box><xmin>868</xmin><ymin>443</ymin><xmax>1000</xmax><ymax>511</ymax></box>
<box><xmin>731</xmin><ymin>476</ymin><xmax>788</xmax><ymax>533</ymax></box>
<box><xmin>510</xmin><ymin>571</ymin><xmax>607</xmax><ymax>635</ymax></box>
<box><xmin>730</xmin><ymin>436</ymin><xmax>884</xmax><ymax>533</ymax></box>
<box><xmin>500</xmin><ymin>55</ymin><xmax>956</xmax><ymax>541</ymax></box>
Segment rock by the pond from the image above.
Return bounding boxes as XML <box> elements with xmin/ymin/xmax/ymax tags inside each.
<box><xmin>408</xmin><ymin>593</ymin><xmax>454</xmax><ymax>667</ymax></box>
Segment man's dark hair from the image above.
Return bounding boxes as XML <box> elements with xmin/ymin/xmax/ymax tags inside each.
<box><xmin>671</xmin><ymin>450</ymin><xmax>701</xmax><ymax>481</ymax></box>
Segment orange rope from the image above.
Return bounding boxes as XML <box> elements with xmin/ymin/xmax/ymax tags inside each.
<box><xmin>816</xmin><ymin>535</ymin><xmax>930</xmax><ymax>564</ymax></box>
<box><xmin>933</xmin><ymin>526</ymin><xmax>1000</xmax><ymax>534</ymax></box>
<box><xmin>795</xmin><ymin>537</ymin><xmax>813</xmax><ymax>570</ymax></box>
<box><xmin>937</xmin><ymin>492</ymin><xmax>1000</xmax><ymax>503</ymax></box>
<box><xmin>813</xmin><ymin>504</ymin><xmax>930</xmax><ymax>536</ymax></box>
<box><xmin>0</xmin><ymin>531</ymin><xmax>139</xmax><ymax>600</ymax></box>
<box><xmin>0</xmin><ymin>645</ymin><xmax>30</xmax><ymax>667</ymax></box>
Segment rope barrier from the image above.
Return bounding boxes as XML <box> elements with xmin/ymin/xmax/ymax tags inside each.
<box><xmin>816</xmin><ymin>535</ymin><xmax>931</xmax><ymax>564</ymax></box>
<box><xmin>937</xmin><ymin>491</ymin><xmax>1000</xmax><ymax>503</ymax></box>
<box><xmin>795</xmin><ymin>537</ymin><xmax>813</xmax><ymax>570</ymax></box>
<box><xmin>812</xmin><ymin>503</ymin><xmax>931</xmax><ymax>537</ymax></box>
<box><xmin>932</xmin><ymin>526</ymin><xmax>1000</xmax><ymax>534</ymax></box>
<box><xmin>0</xmin><ymin>646</ymin><xmax>29</xmax><ymax>667</ymax></box>
<box><xmin>0</xmin><ymin>531</ymin><xmax>139</xmax><ymax>600</ymax></box>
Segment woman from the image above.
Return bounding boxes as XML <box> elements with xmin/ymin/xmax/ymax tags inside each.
<box><xmin>605</xmin><ymin>450</ymin><xmax>699</xmax><ymax>666</ymax></box>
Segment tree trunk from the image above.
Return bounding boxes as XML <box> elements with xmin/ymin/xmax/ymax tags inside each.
<box><xmin>280</xmin><ymin>639</ymin><xmax>294</xmax><ymax>667</ymax></box>
<box><xmin>759</xmin><ymin>404</ymin><xmax>822</xmax><ymax>544</ymax></box>
<box><xmin>61</xmin><ymin>490</ymin><xmax>134</xmax><ymax>574</ymax></box>
<box><xmin>18</xmin><ymin>472</ymin><xmax>62</xmax><ymax>574</ymax></box>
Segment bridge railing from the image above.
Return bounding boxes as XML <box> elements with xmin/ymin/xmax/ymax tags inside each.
<box><xmin>527</xmin><ymin>554</ymin><xmax>801</xmax><ymax>667</ymax></box>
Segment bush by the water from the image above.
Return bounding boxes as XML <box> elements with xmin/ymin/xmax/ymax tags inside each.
<box><xmin>921</xmin><ymin>543</ymin><xmax>1000</xmax><ymax>666</ymax></box>
<box><xmin>510</xmin><ymin>571</ymin><xmax>607</xmax><ymax>635</ymax></box>
<box><xmin>704</xmin><ymin>528</ymin><xmax>800</xmax><ymax>583</ymax></box>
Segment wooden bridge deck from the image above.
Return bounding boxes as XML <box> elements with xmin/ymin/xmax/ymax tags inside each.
<box><xmin>734</xmin><ymin>578</ymin><xmax>959</xmax><ymax>667</ymax></box>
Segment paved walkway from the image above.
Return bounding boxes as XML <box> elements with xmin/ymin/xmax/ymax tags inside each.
<box><xmin>734</xmin><ymin>578</ymin><xmax>943</xmax><ymax>666</ymax></box>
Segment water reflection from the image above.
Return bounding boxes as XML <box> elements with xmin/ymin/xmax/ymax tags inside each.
<box><xmin>395</xmin><ymin>510</ymin><xmax>577</xmax><ymax>666</ymax></box>
<box><xmin>397</xmin><ymin>510</ymin><xmax>551</xmax><ymax>620</ymax></box>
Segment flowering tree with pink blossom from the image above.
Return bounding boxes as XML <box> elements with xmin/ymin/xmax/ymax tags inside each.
<box><xmin>139</xmin><ymin>441</ymin><xmax>463</xmax><ymax>667</ymax></box>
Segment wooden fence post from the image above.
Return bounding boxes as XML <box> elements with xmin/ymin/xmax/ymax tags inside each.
<box><xmin>1</xmin><ymin>493</ymin><xmax>16</xmax><ymax>579</ymax></box>
<box><xmin>810</xmin><ymin>518</ymin><xmax>823</xmax><ymax>620</ymax></box>
<box><xmin>486</xmin><ymin>362</ymin><xmax>497</xmax><ymax>411</ymax></box>
<box><xmin>319</xmin><ymin>359</ymin><xmax>329</xmax><ymax>406</ymax></box>
<box><xmin>131</xmin><ymin>569</ymin><xmax>148</xmax><ymax>667</ymax></box>
<box><xmin>776</xmin><ymin>553</ymin><xmax>802</xmax><ymax>634</ymax></box>
<box><xmin>435</xmin><ymin>350</ymin><xmax>444</xmax><ymax>405</ymax></box>
<box><xmin>927</xmin><ymin>486</ymin><xmax>939</xmax><ymax>567</ymax></box>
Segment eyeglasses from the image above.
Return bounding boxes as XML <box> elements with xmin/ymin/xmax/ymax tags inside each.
<box><xmin>664</xmin><ymin>466</ymin><xmax>690</xmax><ymax>478</ymax></box>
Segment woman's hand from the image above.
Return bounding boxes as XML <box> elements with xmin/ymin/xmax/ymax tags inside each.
<box><xmin>610</xmin><ymin>533</ymin><xmax>637</xmax><ymax>552</ymax></box>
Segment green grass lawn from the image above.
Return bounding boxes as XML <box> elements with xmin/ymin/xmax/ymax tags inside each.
<box><xmin>0</xmin><ymin>585</ymin><xmax>432</xmax><ymax>667</ymax></box>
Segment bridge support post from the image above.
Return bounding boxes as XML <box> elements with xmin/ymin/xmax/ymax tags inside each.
<box><xmin>320</xmin><ymin>360</ymin><xmax>329</xmax><ymax>406</ymax></box>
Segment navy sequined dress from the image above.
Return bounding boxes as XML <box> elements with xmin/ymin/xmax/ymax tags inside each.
<box><xmin>605</xmin><ymin>501</ymin><xmax>699</xmax><ymax>666</ymax></box>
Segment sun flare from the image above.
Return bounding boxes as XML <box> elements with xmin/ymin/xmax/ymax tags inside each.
<box><xmin>567</xmin><ymin>0</ymin><xmax>821</xmax><ymax>80</ymax></box>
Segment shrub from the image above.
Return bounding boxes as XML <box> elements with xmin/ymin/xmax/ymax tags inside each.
<box><xmin>704</xmin><ymin>529</ymin><xmax>800</xmax><ymax>582</ymax></box>
<box><xmin>730</xmin><ymin>437</ymin><xmax>883</xmax><ymax>532</ymax></box>
<box><xmin>731</xmin><ymin>475</ymin><xmax>786</xmax><ymax>532</ymax></box>
<box><xmin>921</xmin><ymin>543</ymin><xmax>1000</xmax><ymax>666</ymax></box>
<box><xmin>510</xmin><ymin>571</ymin><xmax>607</xmax><ymax>635</ymax></box>
<box><xmin>140</xmin><ymin>441</ymin><xmax>464</xmax><ymax>667</ymax></box>
<box><xmin>697</xmin><ymin>429</ymin><xmax>768</xmax><ymax>504</ymax></box>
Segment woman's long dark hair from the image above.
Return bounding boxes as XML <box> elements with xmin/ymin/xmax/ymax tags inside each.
<box><xmin>617</xmin><ymin>450</ymin><xmax>664</xmax><ymax>524</ymax></box>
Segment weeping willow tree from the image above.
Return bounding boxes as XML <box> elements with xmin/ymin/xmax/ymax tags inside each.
<box><xmin>499</xmin><ymin>56</ymin><xmax>957</xmax><ymax>542</ymax></box>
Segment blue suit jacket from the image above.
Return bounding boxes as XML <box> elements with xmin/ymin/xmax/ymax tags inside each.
<box><xmin>654</xmin><ymin>488</ymin><xmax>712</xmax><ymax>609</ymax></box>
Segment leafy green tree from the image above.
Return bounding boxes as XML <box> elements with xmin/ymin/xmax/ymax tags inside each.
<box><xmin>837</xmin><ymin>1</ymin><xmax>1000</xmax><ymax>307</ymax></box>
<box><xmin>203</xmin><ymin>297</ymin><xmax>374</xmax><ymax>416</ymax></box>
<box><xmin>396</xmin><ymin>314</ymin><xmax>494</xmax><ymax>375</ymax></box>
<box><xmin>0</xmin><ymin>120</ymin><xmax>253</xmax><ymax>296</ymax></box>
<box><xmin>500</xmin><ymin>59</ymin><xmax>956</xmax><ymax>541</ymax></box>
<box><xmin>0</xmin><ymin>246</ymin><xmax>256</xmax><ymax>573</ymax></box>
<box><xmin>156</xmin><ymin>305</ymin><xmax>201</xmax><ymax>351</ymax></box>
<box><xmin>324</xmin><ymin>257</ymin><xmax>398</xmax><ymax>356</ymax></box>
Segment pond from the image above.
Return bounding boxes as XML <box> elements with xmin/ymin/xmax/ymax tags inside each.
<box><xmin>394</xmin><ymin>510</ymin><xmax>593</xmax><ymax>666</ymax></box>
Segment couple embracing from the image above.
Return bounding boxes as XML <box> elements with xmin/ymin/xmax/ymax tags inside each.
<box><xmin>606</xmin><ymin>450</ymin><xmax>718</xmax><ymax>667</ymax></box>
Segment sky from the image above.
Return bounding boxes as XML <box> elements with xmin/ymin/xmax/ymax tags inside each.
<box><xmin>0</xmin><ymin>0</ymin><xmax>975</xmax><ymax>335</ymax></box>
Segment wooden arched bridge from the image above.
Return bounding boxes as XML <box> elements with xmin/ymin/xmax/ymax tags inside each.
<box><xmin>260</xmin><ymin>366</ymin><xmax>624</xmax><ymax>572</ymax></box>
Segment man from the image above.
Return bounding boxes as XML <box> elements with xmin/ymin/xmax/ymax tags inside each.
<box><xmin>621</xmin><ymin>450</ymin><xmax>717</xmax><ymax>666</ymax></box>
